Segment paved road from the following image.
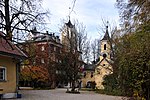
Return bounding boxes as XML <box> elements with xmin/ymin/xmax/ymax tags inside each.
<box><xmin>9</xmin><ymin>88</ymin><xmax>125</xmax><ymax>100</ymax></box>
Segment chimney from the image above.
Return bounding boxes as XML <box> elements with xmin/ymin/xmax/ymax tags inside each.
<box><xmin>53</xmin><ymin>33</ymin><xmax>55</xmax><ymax>36</ymax></box>
<box><xmin>56</xmin><ymin>36</ymin><xmax>60</xmax><ymax>43</ymax></box>
<box><xmin>46</xmin><ymin>31</ymin><xmax>49</xmax><ymax>34</ymax></box>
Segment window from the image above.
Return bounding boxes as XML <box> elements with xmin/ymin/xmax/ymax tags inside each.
<box><xmin>55</xmin><ymin>58</ymin><xmax>58</xmax><ymax>62</ymax></box>
<box><xmin>56</xmin><ymin>70</ymin><xmax>59</xmax><ymax>74</ymax></box>
<box><xmin>33</xmin><ymin>59</ymin><xmax>36</xmax><ymax>65</ymax></box>
<box><xmin>41</xmin><ymin>46</ymin><xmax>45</xmax><ymax>51</ymax></box>
<box><xmin>0</xmin><ymin>67</ymin><xmax>6</xmax><ymax>81</ymax></box>
<box><xmin>54</xmin><ymin>47</ymin><xmax>56</xmax><ymax>52</ymax></box>
<box><xmin>83</xmin><ymin>72</ymin><xmax>86</xmax><ymax>78</ymax></box>
<box><xmin>104</xmin><ymin>44</ymin><xmax>106</xmax><ymax>50</ymax></box>
<box><xmin>50</xmin><ymin>44</ymin><xmax>54</xmax><ymax>53</ymax></box>
<box><xmin>91</xmin><ymin>72</ymin><xmax>93</xmax><ymax>78</ymax></box>
<box><xmin>97</xmin><ymin>70</ymin><xmax>100</xmax><ymax>74</ymax></box>
<box><xmin>103</xmin><ymin>53</ymin><xmax>107</xmax><ymax>58</ymax></box>
<box><xmin>59</xmin><ymin>60</ymin><xmax>62</xmax><ymax>63</ymax></box>
<box><xmin>41</xmin><ymin>58</ymin><xmax>45</xmax><ymax>64</ymax></box>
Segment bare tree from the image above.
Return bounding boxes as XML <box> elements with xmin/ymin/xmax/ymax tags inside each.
<box><xmin>96</xmin><ymin>39</ymin><xmax>101</xmax><ymax>60</ymax></box>
<box><xmin>76</xmin><ymin>21</ymin><xmax>88</xmax><ymax>61</ymax></box>
<box><xmin>91</xmin><ymin>39</ymin><xmax>97</xmax><ymax>63</ymax></box>
<box><xmin>60</xmin><ymin>19</ymin><xmax>88</xmax><ymax>92</ymax></box>
<box><xmin>91</xmin><ymin>39</ymin><xmax>101</xmax><ymax>63</ymax></box>
<box><xmin>83</xmin><ymin>40</ymin><xmax>91</xmax><ymax>64</ymax></box>
<box><xmin>0</xmin><ymin>0</ymin><xmax>50</xmax><ymax>41</ymax></box>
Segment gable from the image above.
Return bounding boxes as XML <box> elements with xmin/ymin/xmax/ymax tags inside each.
<box><xmin>95</xmin><ymin>58</ymin><xmax>113</xmax><ymax>70</ymax></box>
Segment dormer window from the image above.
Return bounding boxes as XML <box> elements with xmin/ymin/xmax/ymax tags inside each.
<box><xmin>104</xmin><ymin>44</ymin><xmax>106</xmax><ymax>50</ymax></box>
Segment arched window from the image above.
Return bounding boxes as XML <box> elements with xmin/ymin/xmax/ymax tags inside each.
<box><xmin>104</xmin><ymin>44</ymin><xmax>106</xmax><ymax>50</ymax></box>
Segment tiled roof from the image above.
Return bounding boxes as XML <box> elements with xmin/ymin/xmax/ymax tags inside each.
<box><xmin>30</xmin><ymin>32</ymin><xmax>61</xmax><ymax>45</ymax></box>
<box><xmin>0</xmin><ymin>32</ymin><xmax>27</xmax><ymax>59</ymax></box>
<box><xmin>84</xmin><ymin>64</ymin><xmax>95</xmax><ymax>71</ymax></box>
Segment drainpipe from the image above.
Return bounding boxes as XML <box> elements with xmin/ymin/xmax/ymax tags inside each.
<box><xmin>16</xmin><ymin>62</ymin><xmax>20</xmax><ymax>93</ymax></box>
<box><xmin>16</xmin><ymin>59</ymin><xmax>23</xmax><ymax>98</ymax></box>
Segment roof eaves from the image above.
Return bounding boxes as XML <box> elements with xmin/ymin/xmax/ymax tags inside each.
<box><xmin>0</xmin><ymin>51</ymin><xmax>27</xmax><ymax>60</ymax></box>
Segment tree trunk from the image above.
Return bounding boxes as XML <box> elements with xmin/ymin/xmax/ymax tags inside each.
<box><xmin>4</xmin><ymin>0</ymin><xmax>12</xmax><ymax>40</ymax></box>
<box><xmin>71</xmin><ymin>80</ymin><xmax>75</xmax><ymax>91</ymax></box>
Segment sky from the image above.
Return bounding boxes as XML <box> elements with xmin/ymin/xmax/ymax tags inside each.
<box><xmin>42</xmin><ymin>0</ymin><xmax>120</xmax><ymax>40</ymax></box>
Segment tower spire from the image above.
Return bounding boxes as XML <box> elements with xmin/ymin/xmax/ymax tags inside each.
<box><xmin>66</xmin><ymin>11</ymin><xmax>73</xmax><ymax>28</ymax></box>
<box><xmin>69</xmin><ymin>15</ymin><xmax>70</xmax><ymax>21</ymax></box>
<box><xmin>106</xmin><ymin>21</ymin><xmax>109</xmax><ymax>34</ymax></box>
<box><xmin>102</xmin><ymin>21</ymin><xmax>110</xmax><ymax>40</ymax></box>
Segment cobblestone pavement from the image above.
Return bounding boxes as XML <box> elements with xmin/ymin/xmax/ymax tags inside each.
<box><xmin>8</xmin><ymin>88</ymin><xmax>125</xmax><ymax>100</ymax></box>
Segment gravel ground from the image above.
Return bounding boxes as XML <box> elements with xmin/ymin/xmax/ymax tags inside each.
<box><xmin>8</xmin><ymin>88</ymin><xmax>126</xmax><ymax>100</ymax></box>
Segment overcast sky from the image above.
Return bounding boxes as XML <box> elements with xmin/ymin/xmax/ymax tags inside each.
<box><xmin>42</xmin><ymin>0</ymin><xmax>120</xmax><ymax>40</ymax></box>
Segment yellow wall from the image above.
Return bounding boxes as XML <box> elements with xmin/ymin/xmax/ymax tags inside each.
<box><xmin>0</xmin><ymin>55</ymin><xmax>17</xmax><ymax>94</ymax></box>
<box><xmin>100</xmin><ymin>40</ymin><xmax>111</xmax><ymax>60</ymax></box>
<box><xmin>95</xmin><ymin>59</ymin><xmax>113</xmax><ymax>89</ymax></box>
<box><xmin>81</xmin><ymin>71</ymin><xmax>95</xmax><ymax>88</ymax></box>
<box><xmin>94</xmin><ymin>40</ymin><xmax>113</xmax><ymax>89</ymax></box>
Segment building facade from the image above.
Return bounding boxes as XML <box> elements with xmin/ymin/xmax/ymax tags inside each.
<box><xmin>60</xmin><ymin>19</ymin><xmax>84</xmax><ymax>89</ymax></box>
<box><xmin>0</xmin><ymin>32</ymin><xmax>27</xmax><ymax>99</ymax></box>
<box><xmin>95</xmin><ymin>26</ymin><xmax>113</xmax><ymax>89</ymax></box>
<box><xmin>81</xmin><ymin>26</ymin><xmax>113</xmax><ymax>89</ymax></box>
<box><xmin>20</xmin><ymin>29</ymin><xmax>62</xmax><ymax>88</ymax></box>
<box><xmin>81</xmin><ymin>64</ymin><xmax>95</xmax><ymax>88</ymax></box>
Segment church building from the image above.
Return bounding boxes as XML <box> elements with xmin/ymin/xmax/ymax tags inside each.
<box><xmin>94</xmin><ymin>26</ymin><xmax>113</xmax><ymax>89</ymax></box>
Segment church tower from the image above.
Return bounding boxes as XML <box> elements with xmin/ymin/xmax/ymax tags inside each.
<box><xmin>61</xmin><ymin>19</ymin><xmax>77</xmax><ymax>51</ymax></box>
<box><xmin>95</xmin><ymin>25</ymin><xmax>113</xmax><ymax>89</ymax></box>
<box><xmin>100</xmin><ymin>25</ymin><xmax>111</xmax><ymax>63</ymax></box>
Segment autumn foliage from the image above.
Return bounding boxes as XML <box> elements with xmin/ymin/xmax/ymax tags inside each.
<box><xmin>20</xmin><ymin>66</ymin><xmax>49</xmax><ymax>87</ymax></box>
